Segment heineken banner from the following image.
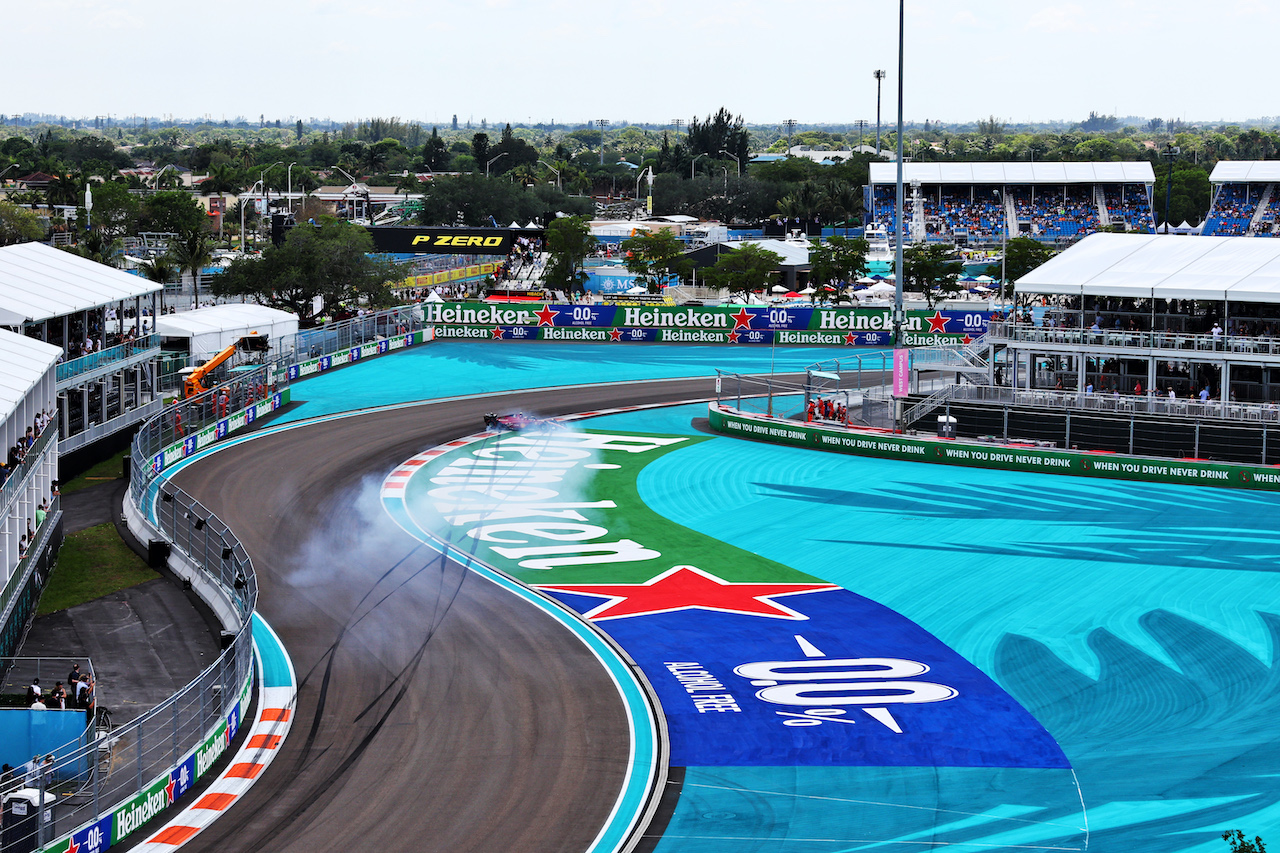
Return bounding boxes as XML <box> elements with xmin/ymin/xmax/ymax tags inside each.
<box><xmin>422</xmin><ymin>302</ymin><xmax>988</xmax><ymax>346</ymax></box>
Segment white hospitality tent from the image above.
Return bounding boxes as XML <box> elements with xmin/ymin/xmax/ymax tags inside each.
<box><xmin>0</xmin><ymin>241</ymin><xmax>161</xmax><ymax>334</ymax></box>
<box><xmin>1015</xmin><ymin>232</ymin><xmax>1280</xmax><ymax>305</ymax></box>
<box><xmin>155</xmin><ymin>304</ymin><xmax>299</xmax><ymax>362</ymax></box>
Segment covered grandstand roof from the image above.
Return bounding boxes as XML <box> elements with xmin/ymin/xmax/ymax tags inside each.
<box><xmin>0</xmin><ymin>328</ymin><xmax>60</xmax><ymax>420</ymax></box>
<box><xmin>1015</xmin><ymin>233</ymin><xmax>1280</xmax><ymax>301</ymax></box>
<box><xmin>869</xmin><ymin>161</ymin><xmax>1155</xmax><ymax>186</ymax></box>
<box><xmin>0</xmin><ymin>242</ymin><xmax>161</xmax><ymax>326</ymax></box>
<box><xmin>1208</xmin><ymin>161</ymin><xmax>1280</xmax><ymax>183</ymax></box>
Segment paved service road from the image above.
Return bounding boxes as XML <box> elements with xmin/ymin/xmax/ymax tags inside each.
<box><xmin>169</xmin><ymin>376</ymin><xmax>747</xmax><ymax>853</ymax></box>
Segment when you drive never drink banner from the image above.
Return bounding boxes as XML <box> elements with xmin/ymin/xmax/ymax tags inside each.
<box><xmin>421</xmin><ymin>302</ymin><xmax>989</xmax><ymax>346</ymax></box>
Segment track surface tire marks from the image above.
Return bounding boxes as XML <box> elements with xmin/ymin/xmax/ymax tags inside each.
<box><xmin>169</xmin><ymin>378</ymin><xmax>724</xmax><ymax>853</ymax></box>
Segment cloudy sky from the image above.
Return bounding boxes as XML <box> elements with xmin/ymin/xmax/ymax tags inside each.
<box><xmin>12</xmin><ymin>0</ymin><xmax>1272</xmax><ymax>128</ymax></box>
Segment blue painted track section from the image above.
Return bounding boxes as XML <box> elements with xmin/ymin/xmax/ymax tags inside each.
<box><xmin>274</xmin><ymin>341</ymin><xmax>881</xmax><ymax>423</ymax></box>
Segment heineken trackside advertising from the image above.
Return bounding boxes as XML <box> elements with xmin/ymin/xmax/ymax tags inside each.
<box><xmin>44</xmin><ymin>679</ymin><xmax>248</xmax><ymax>853</ymax></box>
<box><xmin>709</xmin><ymin>405</ymin><xmax>1280</xmax><ymax>492</ymax></box>
<box><xmin>420</xmin><ymin>302</ymin><xmax>988</xmax><ymax>346</ymax></box>
<box><xmin>381</xmin><ymin>429</ymin><xmax>1067</xmax><ymax>769</ymax></box>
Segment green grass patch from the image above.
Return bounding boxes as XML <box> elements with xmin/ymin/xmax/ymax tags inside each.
<box><xmin>60</xmin><ymin>450</ymin><xmax>127</xmax><ymax>494</ymax></box>
<box><xmin>38</xmin><ymin>523</ymin><xmax>159</xmax><ymax>615</ymax></box>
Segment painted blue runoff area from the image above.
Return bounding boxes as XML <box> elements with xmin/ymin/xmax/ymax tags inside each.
<box><xmin>275</xmin><ymin>341</ymin><xmax>883</xmax><ymax>423</ymax></box>
<box><xmin>586</xmin><ymin>402</ymin><xmax>1280</xmax><ymax>852</ymax></box>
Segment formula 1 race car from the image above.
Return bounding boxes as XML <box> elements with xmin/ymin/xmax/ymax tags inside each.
<box><xmin>483</xmin><ymin>412</ymin><xmax>566</xmax><ymax>433</ymax></box>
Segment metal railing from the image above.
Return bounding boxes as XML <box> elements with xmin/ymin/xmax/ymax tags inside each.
<box><xmin>56</xmin><ymin>335</ymin><xmax>159</xmax><ymax>384</ymax></box>
<box><xmin>0</xmin><ymin>497</ymin><xmax>60</xmax><ymax>657</ymax></box>
<box><xmin>989</xmin><ymin>320</ymin><xmax>1280</xmax><ymax>357</ymax></box>
<box><xmin>943</xmin><ymin>383</ymin><xmax>1280</xmax><ymax>425</ymax></box>
<box><xmin>59</xmin><ymin>398</ymin><xmax>166</xmax><ymax>454</ymax></box>
<box><xmin>0</xmin><ymin>424</ymin><xmax>55</xmax><ymax>522</ymax></box>
<box><xmin>12</xmin><ymin>479</ymin><xmax>256</xmax><ymax>853</ymax></box>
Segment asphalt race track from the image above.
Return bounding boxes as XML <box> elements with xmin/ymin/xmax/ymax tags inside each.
<box><xmin>168</xmin><ymin>375</ymin><xmax>771</xmax><ymax>853</ymax></box>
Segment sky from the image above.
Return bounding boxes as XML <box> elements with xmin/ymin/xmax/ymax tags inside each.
<box><xmin>11</xmin><ymin>0</ymin><xmax>1274</xmax><ymax>129</ymax></box>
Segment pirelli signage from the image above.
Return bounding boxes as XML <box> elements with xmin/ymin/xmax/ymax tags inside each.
<box><xmin>367</xmin><ymin>226</ymin><xmax>524</xmax><ymax>255</ymax></box>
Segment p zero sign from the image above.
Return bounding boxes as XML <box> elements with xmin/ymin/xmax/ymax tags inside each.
<box><xmin>366</xmin><ymin>226</ymin><xmax>520</xmax><ymax>255</ymax></box>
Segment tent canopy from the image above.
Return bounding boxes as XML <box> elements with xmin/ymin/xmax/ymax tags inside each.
<box><xmin>155</xmin><ymin>304</ymin><xmax>299</xmax><ymax>361</ymax></box>
<box><xmin>0</xmin><ymin>328</ymin><xmax>61</xmax><ymax>424</ymax></box>
<box><xmin>0</xmin><ymin>242</ymin><xmax>161</xmax><ymax>326</ymax></box>
<box><xmin>869</xmin><ymin>161</ymin><xmax>1155</xmax><ymax>187</ymax></box>
<box><xmin>1015</xmin><ymin>233</ymin><xmax>1280</xmax><ymax>302</ymax></box>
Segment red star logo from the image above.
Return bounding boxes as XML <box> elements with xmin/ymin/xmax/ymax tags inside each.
<box><xmin>730</xmin><ymin>308</ymin><xmax>755</xmax><ymax>330</ymax></box>
<box><xmin>844</xmin><ymin>332</ymin><xmax>858</xmax><ymax>346</ymax></box>
<box><xmin>926</xmin><ymin>311</ymin><xmax>950</xmax><ymax>333</ymax></box>
<box><xmin>165</xmin><ymin>775</ymin><xmax>177</xmax><ymax>804</ymax></box>
<box><xmin>537</xmin><ymin>565</ymin><xmax>839</xmax><ymax>621</ymax></box>
<box><xmin>961</xmin><ymin>334</ymin><xmax>973</xmax><ymax>345</ymax></box>
<box><xmin>534</xmin><ymin>304</ymin><xmax>559</xmax><ymax>326</ymax></box>
<box><xmin>728</xmin><ymin>330</ymin><xmax>741</xmax><ymax>343</ymax></box>
<box><xmin>491</xmin><ymin>325</ymin><xmax>505</xmax><ymax>339</ymax></box>
<box><xmin>67</xmin><ymin>837</ymin><xmax>80</xmax><ymax>853</ymax></box>
<box><xmin>609</xmin><ymin>327</ymin><xmax>623</xmax><ymax>341</ymax></box>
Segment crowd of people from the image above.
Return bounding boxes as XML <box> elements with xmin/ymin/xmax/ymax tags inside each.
<box><xmin>872</xmin><ymin>182</ymin><xmax>1152</xmax><ymax>246</ymax></box>
<box><xmin>2</xmin><ymin>409</ymin><xmax>56</xmax><ymax>488</ymax></box>
<box><xmin>1011</xmin><ymin>187</ymin><xmax>1101</xmax><ymax>240</ymax></box>
<box><xmin>1103</xmin><ymin>184</ymin><xmax>1155</xmax><ymax>232</ymax></box>
<box><xmin>1203</xmin><ymin>183</ymin><xmax>1258</xmax><ymax>236</ymax></box>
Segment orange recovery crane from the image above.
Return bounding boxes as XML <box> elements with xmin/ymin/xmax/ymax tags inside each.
<box><xmin>181</xmin><ymin>334</ymin><xmax>269</xmax><ymax>398</ymax></box>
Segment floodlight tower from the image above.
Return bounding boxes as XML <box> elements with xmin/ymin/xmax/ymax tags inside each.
<box><xmin>597</xmin><ymin>119</ymin><xmax>610</xmax><ymax>166</ymax></box>
<box><xmin>874</xmin><ymin>70</ymin><xmax>887</xmax><ymax>155</ymax></box>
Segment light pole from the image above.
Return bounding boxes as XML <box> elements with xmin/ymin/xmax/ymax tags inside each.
<box><xmin>874</xmin><ymin>70</ymin><xmax>887</xmax><ymax>156</ymax></box>
<box><xmin>286</xmin><ymin>162</ymin><xmax>297</xmax><ymax>214</ymax></box>
<box><xmin>0</xmin><ymin>164</ymin><xmax>21</xmax><ymax>182</ymax></box>
<box><xmin>691</xmin><ymin>153</ymin><xmax>708</xmax><ymax>180</ymax></box>
<box><xmin>537</xmin><ymin>159</ymin><xmax>561</xmax><ymax>190</ymax></box>
<box><xmin>993</xmin><ymin>188</ymin><xmax>1008</xmax><ymax>301</ymax></box>
<box><xmin>1162</xmin><ymin>141</ymin><xmax>1180</xmax><ymax>233</ymax></box>
<box><xmin>259</xmin><ymin>161</ymin><xmax>283</xmax><ymax>246</ymax></box>
<box><xmin>486</xmin><ymin>152</ymin><xmax>508</xmax><ymax>177</ymax></box>
<box><xmin>240</xmin><ymin>180</ymin><xmax>263</xmax><ymax>254</ymax></box>
<box><xmin>720</xmin><ymin>149</ymin><xmax>741</xmax><ymax>177</ymax></box>
<box><xmin>150</xmin><ymin>164</ymin><xmax>177</xmax><ymax>191</ymax></box>
<box><xmin>892</xmin><ymin>0</ymin><xmax>905</xmax><ymax>361</ymax></box>
<box><xmin>597</xmin><ymin>119</ymin><xmax>610</xmax><ymax>166</ymax></box>
<box><xmin>330</xmin><ymin>165</ymin><xmax>359</xmax><ymax>185</ymax></box>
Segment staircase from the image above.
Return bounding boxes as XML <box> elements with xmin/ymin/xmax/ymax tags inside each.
<box><xmin>1248</xmin><ymin>183</ymin><xmax>1275</xmax><ymax>236</ymax></box>
<box><xmin>1095</xmin><ymin>186</ymin><xmax>1111</xmax><ymax>228</ymax></box>
<box><xmin>908</xmin><ymin>337</ymin><xmax>991</xmax><ymax>386</ymax></box>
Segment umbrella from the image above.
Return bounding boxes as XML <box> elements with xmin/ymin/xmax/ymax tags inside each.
<box><xmin>856</xmin><ymin>276</ymin><xmax>876</xmax><ymax>284</ymax></box>
<box><xmin>783</xmin><ymin>291</ymin><xmax>801</xmax><ymax>298</ymax></box>
<box><xmin>975</xmin><ymin>275</ymin><xmax>995</xmax><ymax>282</ymax></box>
<box><xmin>771</xmin><ymin>284</ymin><xmax>788</xmax><ymax>293</ymax></box>
<box><xmin>799</xmin><ymin>287</ymin><xmax>816</xmax><ymax>294</ymax></box>
<box><xmin>625</xmin><ymin>285</ymin><xmax>647</xmax><ymax>294</ymax></box>
<box><xmin>866</xmin><ymin>282</ymin><xmax>895</xmax><ymax>294</ymax></box>
<box><xmin>960</xmin><ymin>275</ymin><xmax>977</xmax><ymax>282</ymax></box>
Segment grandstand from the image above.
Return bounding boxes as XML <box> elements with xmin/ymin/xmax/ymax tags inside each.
<box><xmin>866</xmin><ymin>162</ymin><xmax>1156</xmax><ymax>248</ymax></box>
<box><xmin>1203</xmin><ymin>161</ymin><xmax>1280</xmax><ymax>237</ymax></box>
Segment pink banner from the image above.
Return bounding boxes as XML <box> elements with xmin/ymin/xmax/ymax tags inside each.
<box><xmin>893</xmin><ymin>348</ymin><xmax>910</xmax><ymax>396</ymax></box>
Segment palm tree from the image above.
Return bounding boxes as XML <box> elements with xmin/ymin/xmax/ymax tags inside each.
<box><xmin>170</xmin><ymin>230</ymin><xmax>214</xmax><ymax>306</ymax></box>
<box><xmin>201</xmin><ymin>164</ymin><xmax>242</xmax><ymax>241</ymax></box>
